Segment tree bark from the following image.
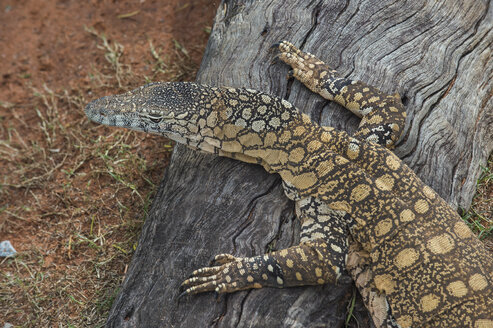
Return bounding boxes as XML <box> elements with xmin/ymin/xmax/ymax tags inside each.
<box><xmin>107</xmin><ymin>0</ymin><xmax>493</xmax><ymax>327</ymax></box>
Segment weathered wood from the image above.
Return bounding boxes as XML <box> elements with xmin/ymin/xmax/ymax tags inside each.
<box><xmin>107</xmin><ymin>0</ymin><xmax>493</xmax><ymax>327</ymax></box>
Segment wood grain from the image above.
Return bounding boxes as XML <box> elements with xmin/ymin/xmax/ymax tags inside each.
<box><xmin>107</xmin><ymin>0</ymin><xmax>492</xmax><ymax>327</ymax></box>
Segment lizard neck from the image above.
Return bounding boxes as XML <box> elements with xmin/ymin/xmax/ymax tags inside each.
<box><xmin>215</xmin><ymin>111</ymin><xmax>320</xmax><ymax>169</ymax></box>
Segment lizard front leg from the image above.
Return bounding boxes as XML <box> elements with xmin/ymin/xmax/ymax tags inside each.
<box><xmin>274</xmin><ymin>40</ymin><xmax>406</xmax><ymax>149</ymax></box>
<box><xmin>180</xmin><ymin>239</ymin><xmax>342</xmax><ymax>296</ymax></box>
<box><xmin>181</xmin><ymin>185</ymin><xmax>352</xmax><ymax>297</ymax></box>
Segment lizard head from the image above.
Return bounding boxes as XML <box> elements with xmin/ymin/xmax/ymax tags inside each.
<box><xmin>85</xmin><ymin>82</ymin><xmax>206</xmax><ymax>144</ymax></box>
<box><xmin>86</xmin><ymin>81</ymin><xmax>302</xmax><ymax>158</ymax></box>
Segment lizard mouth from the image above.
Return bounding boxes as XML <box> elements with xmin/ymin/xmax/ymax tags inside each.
<box><xmin>85</xmin><ymin>94</ymin><xmax>178</xmax><ymax>123</ymax></box>
<box><xmin>84</xmin><ymin>96</ymin><xmax>185</xmax><ymax>139</ymax></box>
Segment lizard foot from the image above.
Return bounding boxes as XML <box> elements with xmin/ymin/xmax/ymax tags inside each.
<box><xmin>272</xmin><ymin>40</ymin><xmax>338</xmax><ymax>95</ymax></box>
<box><xmin>179</xmin><ymin>254</ymin><xmax>263</xmax><ymax>297</ymax></box>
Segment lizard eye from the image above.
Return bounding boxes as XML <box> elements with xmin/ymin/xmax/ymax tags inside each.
<box><xmin>147</xmin><ymin>115</ymin><xmax>162</xmax><ymax>123</ymax></box>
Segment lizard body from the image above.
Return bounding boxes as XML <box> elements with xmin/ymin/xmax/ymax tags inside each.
<box><xmin>85</xmin><ymin>41</ymin><xmax>492</xmax><ymax>327</ymax></box>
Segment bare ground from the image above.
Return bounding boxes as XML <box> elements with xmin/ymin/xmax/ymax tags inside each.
<box><xmin>0</xmin><ymin>1</ymin><xmax>217</xmax><ymax>326</ymax></box>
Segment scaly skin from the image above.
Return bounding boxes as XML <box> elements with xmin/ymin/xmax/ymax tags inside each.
<box><xmin>85</xmin><ymin>41</ymin><xmax>493</xmax><ymax>328</ymax></box>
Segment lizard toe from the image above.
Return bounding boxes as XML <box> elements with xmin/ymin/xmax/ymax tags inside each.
<box><xmin>211</xmin><ymin>253</ymin><xmax>239</xmax><ymax>266</ymax></box>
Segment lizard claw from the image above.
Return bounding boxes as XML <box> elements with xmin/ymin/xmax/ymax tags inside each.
<box><xmin>269</xmin><ymin>41</ymin><xmax>282</xmax><ymax>52</ymax></box>
<box><xmin>269</xmin><ymin>41</ymin><xmax>288</xmax><ymax>65</ymax></box>
<box><xmin>177</xmin><ymin>290</ymin><xmax>190</xmax><ymax>300</ymax></box>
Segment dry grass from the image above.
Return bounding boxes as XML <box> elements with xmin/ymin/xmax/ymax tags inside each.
<box><xmin>462</xmin><ymin>155</ymin><xmax>493</xmax><ymax>248</ymax></box>
<box><xmin>0</xmin><ymin>28</ymin><xmax>195</xmax><ymax>327</ymax></box>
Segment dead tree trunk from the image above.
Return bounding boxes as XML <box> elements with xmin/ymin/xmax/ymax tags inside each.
<box><xmin>107</xmin><ymin>0</ymin><xmax>492</xmax><ymax>327</ymax></box>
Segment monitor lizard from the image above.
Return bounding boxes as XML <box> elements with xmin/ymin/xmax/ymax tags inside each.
<box><xmin>85</xmin><ymin>41</ymin><xmax>492</xmax><ymax>328</ymax></box>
